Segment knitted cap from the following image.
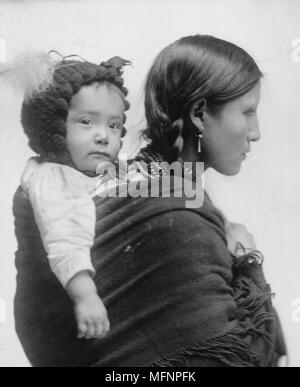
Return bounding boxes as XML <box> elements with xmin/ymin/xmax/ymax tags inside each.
<box><xmin>21</xmin><ymin>56</ymin><xmax>130</xmax><ymax>164</ymax></box>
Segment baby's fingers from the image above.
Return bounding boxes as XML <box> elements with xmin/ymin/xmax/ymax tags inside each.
<box><xmin>85</xmin><ymin>322</ymin><xmax>96</xmax><ymax>339</ymax></box>
<box><xmin>77</xmin><ymin>321</ymin><xmax>88</xmax><ymax>339</ymax></box>
<box><xmin>94</xmin><ymin>322</ymin><xmax>106</xmax><ymax>339</ymax></box>
<box><xmin>94</xmin><ymin>317</ymin><xmax>110</xmax><ymax>339</ymax></box>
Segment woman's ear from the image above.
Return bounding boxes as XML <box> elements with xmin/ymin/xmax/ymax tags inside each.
<box><xmin>189</xmin><ymin>99</ymin><xmax>207</xmax><ymax>132</ymax></box>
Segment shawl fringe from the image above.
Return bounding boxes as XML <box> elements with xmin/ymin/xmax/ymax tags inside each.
<box><xmin>151</xmin><ymin>269</ymin><xmax>275</xmax><ymax>368</ymax></box>
<box><xmin>149</xmin><ymin>327</ymin><xmax>263</xmax><ymax>367</ymax></box>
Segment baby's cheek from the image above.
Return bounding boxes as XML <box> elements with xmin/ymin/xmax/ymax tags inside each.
<box><xmin>112</xmin><ymin>149</ymin><xmax>120</xmax><ymax>162</ymax></box>
<box><xmin>113</xmin><ymin>138</ymin><xmax>122</xmax><ymax>154</ymax></box>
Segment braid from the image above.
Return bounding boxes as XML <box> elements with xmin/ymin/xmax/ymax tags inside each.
<box><xmin>21</xmin><ymin>57</ymin><xmax>130</xmax><ymax>164</ymax></box>
<box><xmin>144</xmin><ymin>92</ymin><xmax>185</xmax><ymax>162</ymax></box>
<box><xmin>153</xmin><ymin>119</ymin><xmax>184</xmax><ymax>163</ymax></box>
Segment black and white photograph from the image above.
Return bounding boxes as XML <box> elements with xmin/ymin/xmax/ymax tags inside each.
<box><xmin>0</xmin><ymin>0</ymin><xmax>299</xmax><ymax>368</ymax></box>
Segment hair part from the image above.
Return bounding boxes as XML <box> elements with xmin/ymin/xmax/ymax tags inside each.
<box><xmin>144</xmin><ymin>34</ymin><xmax>263</xmax><ymax>162</ymax></box>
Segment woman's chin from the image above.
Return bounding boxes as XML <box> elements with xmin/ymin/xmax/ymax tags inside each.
<box><xmin>215</xmin><ymin>162</ymin><xmax>242</xmax><ymax>176</ymax></box>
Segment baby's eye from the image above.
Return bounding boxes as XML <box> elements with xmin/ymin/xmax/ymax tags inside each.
<box><xmin>109</xmin><ymin>122</ymin><xmax>122</xmax><ymax>130</ymax></box>
<box><xmin>80</xmin><ymin>118</ymin><xmax>94</xmax><ymax>126</ymax></box>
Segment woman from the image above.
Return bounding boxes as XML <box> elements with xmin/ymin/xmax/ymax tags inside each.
<box><xmin>13</xmin><ymin>35</ymin><xmax>286</xmax><ymax>367</ymax></box>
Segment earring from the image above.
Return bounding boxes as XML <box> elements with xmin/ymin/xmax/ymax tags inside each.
<box><xmin>196</xmin><ymin>133</ymin><xmax>203</xmax><ymax>153</ymax></box>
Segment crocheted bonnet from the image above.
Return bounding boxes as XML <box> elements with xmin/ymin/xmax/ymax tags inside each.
<box><xmin>20</xmin><ymin>55</ymin><xmax>130</xmax><ymax>164</ymax></box>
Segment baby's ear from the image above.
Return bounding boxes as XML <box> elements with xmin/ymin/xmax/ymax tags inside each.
<box><xmin>189</xmin><ymin>99</ymin><xmax>207</xmax><ymax>132</ymax></box>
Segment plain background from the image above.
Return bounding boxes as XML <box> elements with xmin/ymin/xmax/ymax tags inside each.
<box><xmin>0</xmin><ymin>0</ymin><xmax>299</xmax><ymax>367</ymax></box>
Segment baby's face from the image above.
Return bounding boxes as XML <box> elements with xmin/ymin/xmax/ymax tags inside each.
<box><xmin>66</xmin><ymin>83</ymin><xmax>125</xmax><ymax>174</ymax></box>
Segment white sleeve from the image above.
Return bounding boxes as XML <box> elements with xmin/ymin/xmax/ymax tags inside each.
<box><xmin>23</xmin><ymin>163</ymin><xmax>96</xmax><ymax>288</ymax></box>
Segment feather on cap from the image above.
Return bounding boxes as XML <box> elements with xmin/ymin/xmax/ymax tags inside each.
<box><xmin>0</xmin><ymin>51</ymin><xmax>59</xmax><ymax>101</ymax></box>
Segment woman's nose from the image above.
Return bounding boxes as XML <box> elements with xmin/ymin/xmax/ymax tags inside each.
<box><xmin>94</xmin><ymin>126</ymin><xmax>109</xmax><ymax>144</ymax></box>
<box><xmin>248</xmin><ymin>120</ymin><xmax>261</xmax><ymax>142</ymax></box>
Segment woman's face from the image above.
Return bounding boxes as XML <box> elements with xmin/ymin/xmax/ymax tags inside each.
<box><xmin>202</xmin><ymin>82</ymin><xmax>261</xmax><ymax>176</ymax></box>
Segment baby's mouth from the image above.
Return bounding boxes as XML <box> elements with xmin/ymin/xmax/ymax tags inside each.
<box><xmin>89</xmin><ymin>151</ymin><xmax>110</xmax><ymax>159</ymax></box>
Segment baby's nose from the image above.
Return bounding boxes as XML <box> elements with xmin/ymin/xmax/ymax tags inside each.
<box><xmin>94</xmin><ymin>127</ymin><xmax>109</xmax><ymax>144</ymax></box>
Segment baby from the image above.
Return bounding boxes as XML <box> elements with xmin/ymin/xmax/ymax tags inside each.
<box><xmin>6</xmin><ymin>53</ymin><xmax>130</xmax><ymax>340</ymax></box>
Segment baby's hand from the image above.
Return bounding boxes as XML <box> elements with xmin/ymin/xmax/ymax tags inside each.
<box><xmin>74</xmin><ymin>294</ymin><xmax>110</xmax><ymax>339</ymax></box>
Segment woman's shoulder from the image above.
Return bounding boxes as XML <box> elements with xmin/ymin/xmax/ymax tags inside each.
<box><xmin>146</xmin><ymin>195</ymin><xmax>227</xmax><ymax>242</ymax></box>
<box><xmin>13</xmin><ymin>185</ymin><xmax>29</xmax><ymax>208</ymax></box>
<box><xmin>94</xmin><ymin>192</ymin><xmax>227</xmax><ymax>247</ymax></box>
<box><xmin>143</xmin><ymin>205</ymin><xmax>229</xmax><ymax>259</ymax></box>
<box><xmin>13</xmin><ymin>186</ymin><xmax>35</xmax><ymax>230</ymax></box>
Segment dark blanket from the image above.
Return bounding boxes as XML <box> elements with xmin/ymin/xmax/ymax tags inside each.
<box><xmin>13</xmin><ymin>182</ymin><xmax>286</xmax><ymax>367</ymax></box>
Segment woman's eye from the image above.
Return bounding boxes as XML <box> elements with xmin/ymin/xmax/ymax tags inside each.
<box><xmin>80</xmin><ymin>118</ymin><xmax>94</xmax><ymax>126</ymax></box>
<box><xmin>244</xmin><ymin>110</ymin><xmax>255</xmax><ymax>117</ymax></box>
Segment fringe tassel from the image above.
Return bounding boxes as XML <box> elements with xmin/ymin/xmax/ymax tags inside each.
<box><xmin>150</xmin><ymin>275</ymin><xmax>276</xmax><ymax>367</ymax></box>
<box><xmin>150</xmin><ymin>327</ymin><xmax>263</xmax><ymax>367</ymax></box>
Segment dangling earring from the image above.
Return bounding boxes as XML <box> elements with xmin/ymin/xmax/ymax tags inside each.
<box><xmin>196</xmin><ymin>133</ymin><xmax>203</xmax><ymax>153</ymax></box>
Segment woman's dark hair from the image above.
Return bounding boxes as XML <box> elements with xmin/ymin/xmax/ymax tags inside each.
<box><xmin>21</xmin><ymin>57</ymin><xmax>130</xmax><ymax>164</ymax></box>
<box><xmin>144</xmin><ymin>35</ymin><xmax>263</xmax><ymax>162</ymax></box>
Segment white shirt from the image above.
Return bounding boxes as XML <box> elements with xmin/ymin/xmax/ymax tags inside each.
<box><xmin>22</xmin><ymin>159</ymin><xmax>99</xmax><ymax>287</ymax></box>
